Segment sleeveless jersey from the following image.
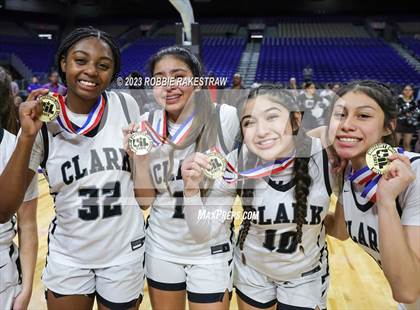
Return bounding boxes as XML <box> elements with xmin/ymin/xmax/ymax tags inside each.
<box><xmin>235</xmin><ymin>139</ymin><xmax>332</xmax><ymax>280</ymax></box>
<box><xmin>144</xmin><ymin>104</ymin><xmax>240</xmax><ymax>264</ymax></box>
<box><xmin>28</xmin><ymin>91</ymin><xmax>145</xmax><ymax>268</ymax></box>
<box><xmin>342</xmin><ymin>152</ymin><xmax>420</xmax><ymax>266</ymax></box>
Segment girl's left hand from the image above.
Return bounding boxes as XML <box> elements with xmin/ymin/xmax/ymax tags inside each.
<box><xmin>377</xmin><ymin>154</ymin><xmax>416</xmax><ymax>204</ymax></box>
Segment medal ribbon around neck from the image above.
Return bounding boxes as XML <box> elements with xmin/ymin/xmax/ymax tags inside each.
<box><xmin>56</xmin><ymin>94</ymin><xmax>106</xmax><ymax>135</ymax></box>
<box><xmin>156</xmin><ymin>110</ymin><xmax>195</xmax><ymax>145</ymax></box>
<box><xmin>139</xmin><ymin>121</ymin><xmax>165</xmax><ymax>147</ymax></box>
<box><xmin>348</xmin><ymin>147</ymin><xmax>404</xmax><ymax>203</ymax></box>
<box><xmin>223</xmin><ymin>152</ymin><xmax>295</xmax><ymax>184</ymax></box>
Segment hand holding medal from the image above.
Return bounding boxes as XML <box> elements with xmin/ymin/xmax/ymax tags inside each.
<box><xmin>349</xmin><ymin>143</ymin><xmax>409</xmax><ymax>203</ymax></box>
<box><xmin>18</xmin><ymin>88</ymin><xmax>50</xmax><ymax>139</ymax></box>
<box><xmin>203</xmin><ymin>150</ymin><xmax>226</xmax><ymax>180</ymax></box>
<box><xmin>366</xmin><ymin>143</ymin><xmax>398</xmax><ymax>174</ymax></box>
<box><xmin>38</xmin><ymin>94</ymin><xmax>61</xmax><ymax>122</ymax></box>
<box><xmin>124</xmin><ymin>121</ymin><xmax>162</xmax><ymax>156</ymax></box>
<box><xmin>128</xmin><ymin>131</ymin><xmax>153</xmax><ymax>155</ymax></box>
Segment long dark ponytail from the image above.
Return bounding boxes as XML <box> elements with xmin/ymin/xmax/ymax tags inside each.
<box><xmin>237</xmin><ymin>85</ymin><xmax>312</xmax><ymax>256</ymax></box>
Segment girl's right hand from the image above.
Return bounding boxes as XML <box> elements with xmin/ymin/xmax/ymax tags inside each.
<box><xmin>181</xmin><ymin>152</ymin><xmax>210</xmax><ymax>196</ymax></box>
<box><xmin>19</xmin><ymin>89</ymin><xmax>49</xmax><ymax>139</ymax></box>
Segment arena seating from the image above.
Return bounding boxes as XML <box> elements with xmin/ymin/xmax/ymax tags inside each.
<box><xmin>256</xmin><ymin>37</ymin><xmax>420</xmax><ymax>85</ymax></box>
<box><xmin>399</xmin><ymin>35</ymin><xmax>420</xmax><ymax>59</ymax></box>
<box><xmin>120</xmin><ymin>36</ymin><xmax>246</xmax><ymax>85</ymax></box>
<box><xmin>0</xmin><ymin>35</ymin><xmax>57</xmax><ymax>74</ymax></box>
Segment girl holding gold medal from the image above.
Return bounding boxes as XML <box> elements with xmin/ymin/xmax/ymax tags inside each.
<box><xmin>124</xmin><ymin>46</ymin><xmax>239</xmax><ymax>310</ymax></box>
<box><xmin>323</xmin><ymin>81</ymin><xmax>420</xmax><ymax>308</ymax></box>
<box><xmin>19</xmin><ymin>27</ymin><xmax>146</xmax><ymax>310</ymax></box>
<box><xmin>182</xmin><ymin>85</ymin><xmax>332</xmax><ymax>310</ymax></box>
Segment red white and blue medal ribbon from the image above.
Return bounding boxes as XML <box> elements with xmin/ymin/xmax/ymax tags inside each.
<box><xmin>139</xmin><ymin>121</ymin><xmax>165</xmax><ymax>146</ymax></box>
<box><xmin>223</xmin><ymin>154</ymin><xmax>295</xmax><ymax>184</ymax></box>
<box><xmin>348</xmin><ymin>147</ymin><xmax>404</xmax><ymax>203</ymax></box>
<box><xmin>156</xmin><ymin>111</ymin><xmax>195</xmax><ymax>145</ymax></box>
<box><xmin>56</xmin><ymin>94</ymin><xmax>105</xmax><ymax>135</ymax></box>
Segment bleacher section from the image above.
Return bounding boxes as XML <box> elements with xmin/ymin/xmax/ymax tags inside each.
<box><xmin>120</xmin><ymin>36</ymin><xmax>245</xmax><ymax>84</ymax></box>
<box><xmin>154</xmin><ymin>23</ymin><xmax>240</xmax><ymax>37</ymax></box>
<box><xmin>201</xmin><ymin>37</ymin><xmax>246</xmax><ymax>84</ymax></box>
<box><xmin>278</xmin><ymin>23</ymin><xmax>370</xmax><ymax>38</ymax></box>
<box><xmin>0</xmin><ymin>35</ymin><xmax>57</xmax><ymax>74</ymax></box>
<box><xmin>399</xmin><ymin>35</ymin><xmax>420</xmax><ymax>59</ymax></box>
<box><xmin>256</xmin><ymin>37</ymin><xmax>420</xmax><ymax>85</ymax></box>
<box><xmin>120</xmin><ymin>37</ymin><xmax>176</xmax><ymax>77</ymax></box>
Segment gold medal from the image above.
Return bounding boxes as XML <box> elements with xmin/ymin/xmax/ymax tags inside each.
<box><xmin>128</xmin><ymin>131</ymin><xmax>153</xmax><ymax>155</ymax></box>
<box><xmin>366</xmin><ymin>143</ymin><xmax>397</xmax><ymax>174</ymax></box>
<box><xmin>39</xmin><ymin>94</ymin><xmax>60</xmax><ymax>122</ymax></box>
<box><xmin>204</xmin><ymin>152</ymin><xmax>226</xmax><ymax>179</ymax></box>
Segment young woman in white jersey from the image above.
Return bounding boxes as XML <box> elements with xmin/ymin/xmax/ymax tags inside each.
<box><xmin>125</xmin><ymin>46</ymin><xmax>239</xmax><ymax>310</ymax></box>
<box><xmin>20</xmin><ymin>27</ymin><xmax>146</xmax><ymax>310</ymax></box>
<box><xmin>182</xmin><ymin>85</ymin><xmax>332</xmax><ymax>310</ymax></box>
<box><xmin>0</xmin><ymin>67</ymin><xmax>39</xmax><ymax>310</ymax></box>
<box><xmin>324</xmin><ymin>80</ymin><xmax>420</xmax><ymax>308</ymax></box>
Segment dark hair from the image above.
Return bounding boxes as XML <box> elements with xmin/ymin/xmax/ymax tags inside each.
<box><xmin>148</xmin><ymin>46</ymin><xmax>218</xmax><ymax>196</ymax></box>
<box><xmin>326</xmin><ymin>80</ymin><xmax>399</xmax><ymax>193</ymax></box>
<box><xmin>148</xmin><ymin>46</ymin><xmax>204</xmax><ymax>78</ymax></box>
<box><xmin>0</xmin><ymin>66</ymin><xmax>18</xmax><ymax>134</ymax></box>
<box><xmin>327</xmin><ymin>80</ymin><xmax>398</xmax><ymax>147</ymax></box>
<box><xmin>56</xmin><ymin>26</ymin><xmax>121</xmax><ymax>85</ymax></box>
<box><xmin>304</xmin><ymin>82</ymin><xmax>315</xmax><ymax>90</ymax></box>
<box><xmin>236</xmin><ymin>84</ymin><xmax>312</xmax><ymax>255</ymax></box>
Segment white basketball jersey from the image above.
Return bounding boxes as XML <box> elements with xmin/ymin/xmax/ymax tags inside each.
<box><xmin>28</xmin><ymin>91</ymin><xmax>145</xmax><ymax>268</ymax></box>
<box><xmin>0</xmin><ymin>129</ymin><xmax>37</xmax><ymax>253</ymax></box>
<box><xmin>144</xmin><ymin>104</ymin><xmax>240</xmax><ymax>264</ymax></box>
<box><xmin>0</xmin><ymin>129</ymin><xmax>17</xmax><ymax>253</ymax></box>
<box><xmin>237</xmin><ymin>139</ymin><xmax>332</xmax><ymax>280</ymax></box>
<box><xmin>342</xmin><ymin>152</ymin><xmax>420</xmax><ymax>266</ymax></box>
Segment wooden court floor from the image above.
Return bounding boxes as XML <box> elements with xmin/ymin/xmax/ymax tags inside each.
<box><xmin>24</xmin><ymin>175</ymin><xmax>397</xmax><ymax>310</ymax></box>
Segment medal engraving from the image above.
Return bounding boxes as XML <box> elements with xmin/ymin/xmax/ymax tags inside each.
<box><xmin>129</xmin><ymin>131</ymin><xmax>153</xmax><ymax>155</ymax></box>
<box><xmin>39</xmin><ymin>95</ymin><xmax>60</xmax><ymax>122</ymax></box>
<box><xmin>366</xmin><ymin>143</ymin><xmax>397</xmax><ymax>174</ymax></box>
<box><xmin>204</xmin><ymin>152</ymin><xmax>226</xmax><ymax>179</ymax></box>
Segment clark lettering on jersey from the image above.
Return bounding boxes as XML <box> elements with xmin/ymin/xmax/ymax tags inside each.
<box><xmin>346</xmin><ymin>220</ymin><xmax>379</xmax><ymax>253</ymax></box>
<box><xmin>254</xmin><ymin>204</ymin><xmax>324</xmax><ymax>225</ymax></box>
<box><xmin>152</xmin><ymin>160</ymin><xmax>183</xmax><ymax>184</ymax></box>
<box><xmin>61</xmin><ymin>148</ymin><xmax>131</xmax><ymax>185</ymax></box>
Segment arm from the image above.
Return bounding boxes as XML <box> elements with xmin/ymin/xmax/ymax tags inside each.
<box><xmin>324</xmin><ymin>199</ymin><xmax>349</xmax><ymax>241</ymax></box>
<box><xmin>376</xmin><ymin>155</ymin><xmax>420</xmax><ymax>303</ymax></box>
<box><xmin>0</xmin><ymin>89</ymin><xmax>46</xmax><ymax>222</ymax></box>
<box><xmin>123</xmin><ymin>123</ymin><xmax>156</xmax><ymax>209</ymax></box>
<box><xmin>13</xmin><ymin>197</ymin><xmax>38</xmax><ymax>310</ymax></box>
<box><xmin>182</xmin><ymin>152</ymin><xmax>236</xmax><ymax>243</ymax></box>
<box><xmin>132</xmin><ymin>155</ymin><xmax>156</xmax><ymax>210</ymax></box>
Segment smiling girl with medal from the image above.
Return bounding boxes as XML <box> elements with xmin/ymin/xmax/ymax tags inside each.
<box><xmin>182</xmin><ymin>85</ymin><xmax>333</xmax><ymax>310</ymax></box>
<box><xmin>124</xmin><ymin>46</ymin><xmax>240</xmax><ymax>310</ymax></box>
<box><xmin>324</xmin><ymin>81</ymin><xmax>420</xmax><ymax>308</ymax></box>
<box><xmin>18</xmin><ymin>27</ymin><xmax>146</xmax><ymax>310</ymax></box>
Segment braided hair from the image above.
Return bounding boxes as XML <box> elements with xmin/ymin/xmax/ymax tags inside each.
<box><xmin>237</xmin><ymin>84</ymin><xmax>312</xmax><ymax>256</ymax></box>
<box><xmin>56</xmin><ymin>26</ymin><xmax>121</xmax><ymax>85</ymax></box>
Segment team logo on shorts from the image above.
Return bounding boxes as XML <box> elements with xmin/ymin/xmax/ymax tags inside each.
<box><xmin>366</xmin><ymin>143</ymin><xmax>397</xmax><ymax>174</ymax></box>
<box><xmin>204</xmin><ymin>152</ymin><xmax>226</xmax><ymax>179</ymax></box>
<box><xmin>128</xmin><ymin>131</ymin><xmax>153</xmax><ymax>155</ymax></box>
<box><xmin>39</xmin><ymin>94</ymin><xmax>60</xmax><ymax>122</ymax></box>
